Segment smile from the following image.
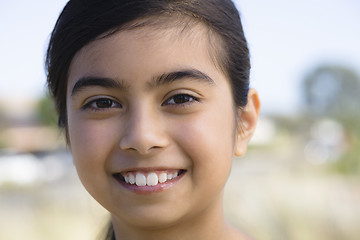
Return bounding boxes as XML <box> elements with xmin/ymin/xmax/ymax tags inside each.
<box><xmin>113</xmin><ymin>169</ymin><xmax>186</xmax><ymax>190</ymax></box>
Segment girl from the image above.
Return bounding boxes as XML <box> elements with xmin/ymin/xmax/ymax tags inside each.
<box><xmin>46</xmin><ymin>0</ymin><xmax>260</xmax><ymax>239</ymax></box>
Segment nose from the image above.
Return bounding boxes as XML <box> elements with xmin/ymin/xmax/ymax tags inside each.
<box><xmin>119</xmin><ymin>106</ymin><xmax>169</xmax><ymax>155</ymax></box>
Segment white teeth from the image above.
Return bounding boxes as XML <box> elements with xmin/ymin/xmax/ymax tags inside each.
<box><xmin>167</xmin><ymin>173</ymin><xmax>173</xmax><ymax>180</ymax></box>
<box><xmin>147</xmin><ymin>172</ymin><xmax>158</xmax><ymax>186</ymax></box>
<box><xmin>135</xmin><ymin>173</ymin><xmax>146</xmax><ymax>186</ymax></box>
<box><xmin>123</xmin><ymin>171</ymin><xmax>182</xmax><ymax>186</ymax></box>
<box><xmin>158</xmin><ymin>172</ymin><xmax>167</xmax><ymax>183</ymax></box>
<box><xmin>124</xmin><ymin>175</ymin><xmax>129</xmax><ymax>183</ymax></box>
<box><xmin>128</xmin><ymin>174</ymin><xmax>135</xmax><ymax>184</ymax></box>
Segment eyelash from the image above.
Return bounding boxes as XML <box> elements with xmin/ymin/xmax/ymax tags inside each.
<box><xmin>162</xmin><ymin>94</ymin><xmax>200</xmax><ymax>107</ymax></box>
<box><xmin>82</xmin><ymin>98</ymin><xmax>122</xmax><ymax>111</ymax></box>
<box><xmin>82</xmin><ymin>93</ymin><xmax>200</xmax><ymax>112</ymax></box>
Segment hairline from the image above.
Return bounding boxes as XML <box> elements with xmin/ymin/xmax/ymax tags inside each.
<box><xmin>97</xmin><ymin>15</ymin><xmax>229</xmax><ymax>80</ymax></box>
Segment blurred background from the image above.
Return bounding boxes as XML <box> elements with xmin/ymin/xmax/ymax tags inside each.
<box><xmin>1</xmin><ymin>0</ymin><xmax>359</xmax><ymax>239</ymax></box>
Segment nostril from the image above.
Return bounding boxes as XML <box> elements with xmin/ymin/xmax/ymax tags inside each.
<box><xmin>150</xmin><ymin>146</ymin><xmax>161</xmax><ymax>150</ymax></box>
<box><xmin>118</xmin><ymin>123</ymin><xmax>170</xmax><ymax>155</ymax></box>
<box><xmin>119</xmin><ymin>141</ymin><xmax>167</xmax><ymax>155</ymax></box>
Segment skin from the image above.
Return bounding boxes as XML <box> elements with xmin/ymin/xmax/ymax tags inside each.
<box><xmin>66</xmin><ymin>23</ymin><xmax>260</xmax><ymax>240</ymax></box>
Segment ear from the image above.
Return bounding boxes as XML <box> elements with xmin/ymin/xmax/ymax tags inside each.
<box><xmin>234</xmin><ymin>88</ymin><xmax>260</xmax><ymax>157</ymax></box>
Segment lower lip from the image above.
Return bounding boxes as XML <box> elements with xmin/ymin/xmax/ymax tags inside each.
<box><xmin>113</xmin><ymin>173</ymin><xmax>185</xmax><ymax>194</ymax></box>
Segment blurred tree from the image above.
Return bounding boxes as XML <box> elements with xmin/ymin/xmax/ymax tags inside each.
<box><xmin>303</xmin><ymin>65</ymin><xmax>360</xmax><ymax>118</ymax></box>
<box><xmin>35</xmin><ymin>96</ymin><xmax>58</xmax><ymax>127</ymax></box>
<box><xmin>0</xmin><ymin>106</ymin><xmax>5</xmax><ymax>148</ymax></box>
<box><xmin>302</xmin><ymin>65</ymin><xmax>360</xmax><ymax>174</ymax></box>
<box><xmin>0</xmin><ymin>105</ymin><xmax>5</xmax><ymax>124</ymax></box>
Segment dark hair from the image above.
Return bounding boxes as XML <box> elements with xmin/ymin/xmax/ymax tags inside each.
<box><xmin>46</xmin><ymin>0</ymin><xmax>250</xmax><ymax>129</ymax></box>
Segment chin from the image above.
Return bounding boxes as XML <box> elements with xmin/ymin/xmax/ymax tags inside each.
<box><xmin>113</xmin><ymin>205</ymin><xmax>188</xmax><ymax>230</ymax></box>
<box><xmin>122</xmin><ymin>215</ymin><xmax>182</xmax><ymax>231</ymax></box>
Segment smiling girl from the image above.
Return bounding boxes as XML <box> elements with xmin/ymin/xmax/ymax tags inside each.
<box><xmin>46</xmin><ymin>0</ymin><xmax>260</xmax><ymax>239</ymax></box>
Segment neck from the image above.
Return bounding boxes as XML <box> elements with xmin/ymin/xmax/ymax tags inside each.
<box><xmin>111</xmin><ymin>195</ymin><xmax>246</xmax><ymax>240</ymax></box>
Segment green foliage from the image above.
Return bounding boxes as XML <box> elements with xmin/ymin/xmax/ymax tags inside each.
<box><xmin>329</xmin><ymin>118</ymin><xmax>360</xmax><ymax>175</ymax></box>
<box><xmin>35</xmin><ymin>96</ymin><xmax>58</xmax><ymax>127</ymax></box>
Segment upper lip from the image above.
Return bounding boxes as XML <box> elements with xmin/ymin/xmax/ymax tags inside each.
<box><xmin>112</xmin><ymin>167</ymin><xmax>186</xmax><ymax>175</ymax></box>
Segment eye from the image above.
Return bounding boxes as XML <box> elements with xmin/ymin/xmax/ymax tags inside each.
<box><xmin>82</xmin><ymin>97</ymin><xmax>122</xmax><ymax>111</ymax></box>
<box><xmin>162</xmin><ymin>94</ymin><xmax>200</xmax><ymax>106</ymax></box>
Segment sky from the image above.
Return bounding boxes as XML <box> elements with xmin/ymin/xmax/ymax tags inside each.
<box><xmin>1</xmin><ymin>0</ymin><xmax>359</xmax><ymax>115</ymax></box>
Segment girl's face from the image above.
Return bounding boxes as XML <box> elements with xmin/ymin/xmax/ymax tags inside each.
<box><xmin>66</xmin><ymin>24</ymin><xmax>258</xmax><ymax>230</ymax></box>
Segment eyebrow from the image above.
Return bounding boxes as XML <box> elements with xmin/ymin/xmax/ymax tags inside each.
<box><xmin>71</xmin><ymin>77</ymin><xmax>128</xmax><ymax>96</ymax></box>
<box><xmin>149</xmin><ymin>69</ymin><xmax>215</xmax><ymax>88</ymax></box>
<box><xmin>71</xmin><ymin>69</ymin><xmax>215</xmax><ymax>96</ymax></box>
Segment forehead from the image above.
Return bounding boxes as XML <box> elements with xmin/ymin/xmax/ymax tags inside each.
<box><xmin>68</xmin><ymin>23</ymin><xmax>224</xmax><ymax>85</ymax></box>
<box><xmin>79</xmin><ymin>21</ymin><xmax>214</xmax><ymax>58</ymax></box>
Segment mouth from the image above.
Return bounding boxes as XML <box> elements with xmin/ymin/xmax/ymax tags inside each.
<box><xmin>113</xmin><ymin>169</ymin><xmax>187</xmax><ymax>188</ymax></box>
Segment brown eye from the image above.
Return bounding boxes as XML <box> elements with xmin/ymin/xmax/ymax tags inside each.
<box><xmin>172</xmin><ymin>95</ymin><xmax>192</xmax><ymax>104</ymax></box>
<box><xmin>83</xmin><ymin>97</ymin><xmax>122</xmax><ymax>111</ymax></box>
<box><xmin>162</xmin><ymin>94</ymin><xmax>199</xmax><ymax>106</ymax></box>
<box><xmin>95</xmin><ymin>99</ymin><xmax>114</xmax><ymax>108</ymax></box>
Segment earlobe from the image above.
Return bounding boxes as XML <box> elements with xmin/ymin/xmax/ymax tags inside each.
<box><xmin>234</xmin><ymin>88</ymin><xmax>260</xmax><ymax>157</ymax></box>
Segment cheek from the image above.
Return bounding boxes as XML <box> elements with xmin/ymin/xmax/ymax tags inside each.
<box><xmin>173</xmin><ymin>104</ymin><xmax>236</xmax><ymax>181</ymax></box>
<box><xmin>67</xmin><ymin>117</ymin><xmax>118</xmax><ymax>181</ymax></box>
